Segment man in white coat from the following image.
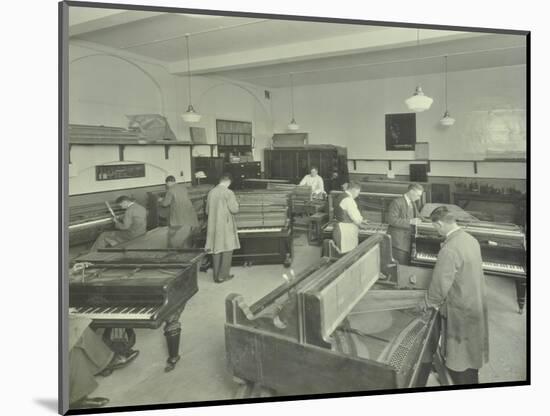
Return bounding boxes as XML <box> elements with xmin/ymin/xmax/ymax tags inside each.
<box><xmin>205</xmin><ymin>173</ymin><xmax>240</xmax><ymax>283</ymax></box>
<box><xmin>332</xmin><ymin>181</ymin><xmax>368</xmax><ymax>253</ymax></box>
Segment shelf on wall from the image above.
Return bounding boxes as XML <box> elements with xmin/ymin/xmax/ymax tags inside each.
<box><xmin>347</xmin><ymin>158</ymin><xmax>527</xmax><ymax>174</ymax></box>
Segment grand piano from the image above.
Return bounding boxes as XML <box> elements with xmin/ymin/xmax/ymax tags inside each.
<box><xmin>69</xmin><ymin>245</ymin><xmax>205</xmax><ymax>372</ymax></box>
<box><xmin>410</xmin><ymin>215</ymin><xmax>527</xmax><ymax>313</ymax></box>
<box><xmin>194</xmin><ymin>190</ymin><xmax>293</xmax><ymax>267</ymax></box>
<box><xmin>225</xmin><ymin>234</ymin><xmax>442</xmax><ymax>396</ymax></box>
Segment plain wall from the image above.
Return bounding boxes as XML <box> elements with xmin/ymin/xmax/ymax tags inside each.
<box><xmin>270</xmin><ymin>64</ymin><xmax>527</xmax><ymax>180</ymax></box>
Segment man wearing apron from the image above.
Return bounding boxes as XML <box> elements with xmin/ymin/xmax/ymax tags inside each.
<box><xmin>332</xmin><ymin>181</ymin><xmax>367</xmax><ymax>253</ymax></box>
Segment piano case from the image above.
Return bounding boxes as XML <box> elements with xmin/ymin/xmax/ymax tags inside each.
<box><xmin>225</xmin><ymin>234</ymin><xmax>441</xmax><ymax>395</ymax></box>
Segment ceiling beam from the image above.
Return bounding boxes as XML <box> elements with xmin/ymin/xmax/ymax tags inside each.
<box><xmin>168</xmin><ymin>28</ymin><xmax>484</xmax><ymax>76</ymax></box>
<box><xmin>69</xmin><ymin>10</ymin><xmax>165</xmax><ymax>37</ymax></box>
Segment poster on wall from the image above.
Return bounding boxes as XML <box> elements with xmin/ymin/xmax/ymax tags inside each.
<box><xmin>385</xmin><ymin>113</ymin><xmax>416</xmax><ymax>150</ymax></box>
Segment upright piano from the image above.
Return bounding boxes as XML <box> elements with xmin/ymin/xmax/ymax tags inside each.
<box><xmin>69</xmin><ymin>200</ymin><xmax>124</xmax><ymax>247</ymax></box>
<box><xmin>410</xmin><ymin>220</ymin><xmax>527</xmax><ymax>313</ymax></box>
<box><xmin>320</xmin><ymin>191</ymin><xmax>389</xmax><ymax>244</ymax></box>
<box><xmin>225</xmin><ymin>234</ymin><xmax>441</xmax><ymax>396</ymax></box>
<box><xmin>194</xmin><ymin>190</ymin><xmax>293</xmax><ymax>267</ymax></box>
<box><xmin>69</xmin><ymin>247</ymin><xmax>205</xmax><ymax>372</ymax></box>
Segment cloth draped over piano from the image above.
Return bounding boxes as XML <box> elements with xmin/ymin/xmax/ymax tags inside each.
<box><xmin>205</xmin><ymin>184</ymin><xmax>240</xmax><ymax>254</ymax></box>
<box><xmin>427</xmin><ymin>229</ymin><xmax>489</xmax><ymax>372</ymax></box>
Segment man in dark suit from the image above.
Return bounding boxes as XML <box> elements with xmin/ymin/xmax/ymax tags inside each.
<box><xmin>421</xmin><ymin>206</ymin><xmax>489</xmax><ymax>385</ymax></box>
<box><xmin>159</xmin><ymin>175</ymin><xmax>199</xmax><ymax>248</ymax></box>
<box><xmin>386</xmin><ymin>183</ymin><xmax>424</xmax><ymax>264</ymax></box>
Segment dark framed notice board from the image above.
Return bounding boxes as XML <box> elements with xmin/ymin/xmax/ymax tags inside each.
<box><xmin>95</xmin><ymin>163</ymin><xmax>146</xmax><ymax>181</ymax></box>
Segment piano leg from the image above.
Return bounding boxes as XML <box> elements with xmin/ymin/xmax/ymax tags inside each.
<box><xmin>163</xmin><ymin>309</ymin><xmax>183</xmax><ymax>372</ymax></box>
<box><xmin>515</xmin><ymin>278</ymin><xmax>527</xmax><ymax>314</ymax></box>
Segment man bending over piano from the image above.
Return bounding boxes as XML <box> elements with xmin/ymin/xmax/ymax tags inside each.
<box><xmin>332</xmin><ymin>181</ymin><xmax>369</xmax><ymax>253</ymax></box>
<box><xmin>69</xmin><ymin>316</ymin><xmax>139</xmax><ymax>409</ymax></box>
<box><xmin>205</xmin><ymin>173</ymin><xmax>240</xmax><ymax>283</ymax></box>
<box><xmin>159</xmin><ymin>175</ymin><xmax>199</xmax><ymax>248</ymax></box>
<box><xmin>387</xmin><ymin>183</ymin><xmax>424</xmax><ymax>264</ymax></box>
<box><xmin>299</xmin><ymin>167</ymin><xmax>325</xmax><ymax>198</ymax></box>
<box><xmin>421</xmin><ymin>206</ymin><xmax>489</xmax><ymax>385</ymax></box>
<box><xmin>90</xmin><ymin>196</ymin><xmax>146</xmax><ymax>251</ymax></box>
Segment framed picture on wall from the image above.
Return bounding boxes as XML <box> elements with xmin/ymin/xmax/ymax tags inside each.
<box><xmin>385</xmin><ymin>113</ymin><xmax>416</xmax><ymax>150</ymax></box>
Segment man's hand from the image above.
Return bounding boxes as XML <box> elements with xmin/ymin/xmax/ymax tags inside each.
<box><xmin>410</xmin><ymin>217</ymin><xmax>422</xmax><ymax>226</ymax></box>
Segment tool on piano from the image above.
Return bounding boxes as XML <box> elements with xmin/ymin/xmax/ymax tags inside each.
<box><xmin>225</xmin><ymin>234</ymin><xmax>443</xmax><ymax>396</ymax></box>
<box><xmin>410</xmin><ymin>219</ymin><xmax>527</xmax><ymax>313</ymax></box>
<box><xmin>69</xmin><ymin>200</ymin><xmax>125</xmax><ymax>246</ymax></box>
<box><xmin>69</xmin><ymin>248</ymin><xmax>206</xmax><ymax>372</ymax></box>
<box><xmin>105</xmin><ymin>200</ymin><xmax>116</xmax><ymax>219</ymax></box>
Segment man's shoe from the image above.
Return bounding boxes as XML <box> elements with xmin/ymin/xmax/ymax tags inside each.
<box><xmin>103</xmin><ymin>349</ymin><xmax>140</xmax><ymax>373</ymax></box>
<box><xmin>224</xmin><ymin>274</ymin><xmax>235</xmax><ymax>282</ymax></box>
<box><xmin>72</xmin><ymin>396</ymin><xmax>109</xmax><ymax>409</ymax></box>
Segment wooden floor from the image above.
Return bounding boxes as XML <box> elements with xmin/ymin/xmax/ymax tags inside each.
<box><xmin>80</xmin><ymin>233</ymin><xmax>527</xmax><ymax>408</ymax></box>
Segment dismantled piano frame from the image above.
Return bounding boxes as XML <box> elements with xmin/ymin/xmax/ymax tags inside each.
<box><xmin>225</xmin><ymin>234</ymin><xmax>441</xmax><ymax>396</ymax></box>
<box><xmin>69</xmin><ymin>247</ymin><xmax>205</xmax><ymax>372</ymax></box>
<box><xmin>410</xmin><ymin>220</ymin><xmax>527</xmax><ymax>313</ymax></box>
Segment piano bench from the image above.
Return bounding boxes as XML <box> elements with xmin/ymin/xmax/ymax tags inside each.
<box><xmin>308</xmin><ymin>213</ymin><xmax>329</xmax><ymax>246</ymax></box>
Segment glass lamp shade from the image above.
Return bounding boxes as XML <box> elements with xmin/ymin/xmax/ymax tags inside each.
<box><xmin>181</xmin><ymin>105</ymin><xmax>201</xmax><ymax>123</ymax></box>
<box><xmin>440</xmin><ymin>111</ymin><xmax>456</xmax><ymax>126</ymax></box>
<box><xmin>287</xmin><ymin>118</ymin><xmax>300</xmax><ymax>131</ymax></box>
<box><xmin>405</xmin><ymin>85</ymin><xmax>433</xmax><ymax>112</ymax></box>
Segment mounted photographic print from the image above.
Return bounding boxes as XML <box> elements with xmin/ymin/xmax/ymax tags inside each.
<box><xmin>59</xmin><ymin>1</ymin><xmax>529</xmax><ymax>415</ymax></box>
<box><xmin>385</xmin><ymin>113</ymin><xmax>416</xmax><ymax>150</ymax></box>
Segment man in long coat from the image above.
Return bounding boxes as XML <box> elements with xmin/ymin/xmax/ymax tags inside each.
<box><xmin>424</xmin><ymin>206</ymin><xmax>489</xmax><ymax>385</ymax></box>
<box><xmin>386</xmin><ymin>183</ymin><xmax>424</xmax><ymax>264</ymax></box>
<box><xmin>159</xmin><ymin>175</ymin><xmax>199</xmax><ymax>248</ymax></box>
<box><xmin>205</xmin><ymin>174</ymin><xmax>240</xmax><ymax>283</ymax></box>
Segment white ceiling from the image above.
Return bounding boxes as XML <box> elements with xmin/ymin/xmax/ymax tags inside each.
<box><xmin>69</xmin><ymin>7</ymin><xmax>527</xmax><ymax>88</ymax></box>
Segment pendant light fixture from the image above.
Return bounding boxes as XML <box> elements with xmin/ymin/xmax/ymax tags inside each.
<box><xmin>181</xmin><ymin>34</ymin><xmax>201</xmax><ymax>123</ymax></box>
<box><xmin>287</xmin><ymin>73</ymin><xmax>299</xmax><ymax>131</ymax></box>
<box><xmin>405</xmin><ymin>29</ymin><xmax>433</xmax><ymax>112</ymax></box>
<box><xmin>440</xmin><ymin>55</ymin><xmax>456</xmax><ymax>127</ymax></box>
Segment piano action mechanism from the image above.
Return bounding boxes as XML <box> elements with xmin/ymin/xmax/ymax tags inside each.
<box><xmin>410</xmin><ymin>220</ymin><xmax>527</xmax><ymax>313</ymax></box>
<box><xmin>69</xmin><ymin>247</ymin><xmax>206</xmax><ymax>372</ymax></box>
<box><xmin>225</xmin><ymin>234</ymin><xmax>442</xmax><ymax>396</ymax></box>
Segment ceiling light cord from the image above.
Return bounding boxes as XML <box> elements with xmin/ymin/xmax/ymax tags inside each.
<box><xmin>290</xmin><ymin>73</ymin><xmax>295</xmax><ymax>119</ymax></box>
<box><xmin>444</xmin><ymin>55</ymin><xmax>448</xmax><ymax>110</ymax></box>
<box><xmin>185</xmin><ymin>34</ymin><xmax>192</xmax><ymax>106</ymax></box>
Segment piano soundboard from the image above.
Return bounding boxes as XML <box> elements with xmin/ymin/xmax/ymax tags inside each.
<box><xmin>411</xmin><ymin>220</ymin><xmax>527</xmax><ymax>313</ymax></box>
<box><xmin>69</xmin><ymin>248</ymin><xmax>206</xmax><ymax>372</ymax></box>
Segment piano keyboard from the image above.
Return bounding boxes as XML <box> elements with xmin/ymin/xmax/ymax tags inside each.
<box><xmin>69</xmin><ymin>217</ymin><xmax>113</xmax><ymax>231</ymax></box>
<box><xmin>69</xmin><ymin>305</ymin><xmax>160</xmax><ymax>320</ymax></box>
<box><xmin>238</xmin><ymin>227</ymin><xmax>282</xmax><ymax>234</ymax></box>
<box><xmin>414</xmin><ymin>252</ymin><xmax>525</xmax><ymax>274</ymax></box>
